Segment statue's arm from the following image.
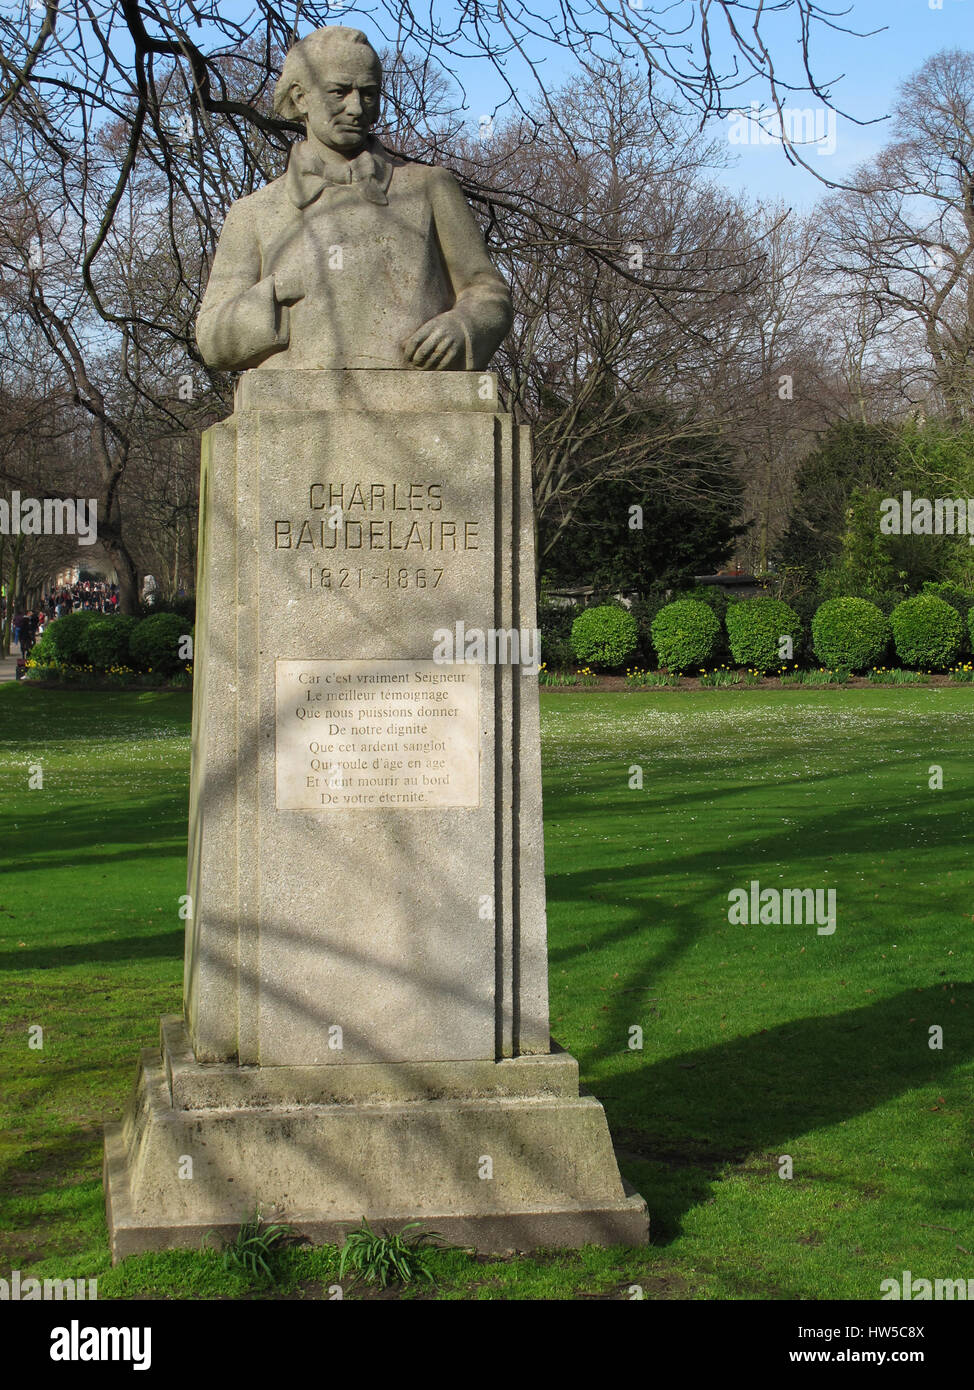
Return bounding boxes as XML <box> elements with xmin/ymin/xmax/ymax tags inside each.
<box><xmin>427</xmin><ymin>169</ymin><xmax>514</xmax><ymax>370</ymax></box>
<box><xmin>196</xmin><ymin>202</ymin><xmax>291</xmax><ymax>371</ymax></box>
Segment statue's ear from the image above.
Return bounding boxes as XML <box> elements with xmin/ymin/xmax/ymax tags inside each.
<box><xmin>287</xmin><ymin>82</ymin><xmax>307</xmax><ymax>121</ymax></box>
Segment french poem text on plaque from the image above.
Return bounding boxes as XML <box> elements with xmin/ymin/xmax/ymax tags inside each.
<box><xmin>275</xmin><ymin>659</ymin><xmax>481</xmax><ymax>810</ymax></box>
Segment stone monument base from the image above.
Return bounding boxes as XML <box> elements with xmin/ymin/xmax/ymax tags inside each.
<box><xmin>104</xmin><ymin>1017</ymin><xmax>648</xmax><ymax>1262</ymax></box>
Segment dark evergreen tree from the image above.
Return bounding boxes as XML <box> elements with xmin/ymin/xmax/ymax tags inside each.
<box><xmin>541</xmin><ymin>410</ymin><xmax>745</xmax><ymax>595</ymax></box>
<box><xmin>776</xmin><ymin>421</ymin><xmax>903</xmax><ymax>577</ymax></box>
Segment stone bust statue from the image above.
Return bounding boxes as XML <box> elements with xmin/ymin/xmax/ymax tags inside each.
<box><xmin>196</xmin><ymin>26</ymin><xmax>513</xmax><ymax>373</ymax></box>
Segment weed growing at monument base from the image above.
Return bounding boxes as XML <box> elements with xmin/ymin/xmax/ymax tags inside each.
<box><xmin>338</xmin><ymin>1219</ymin><xmax>441</xmax><ymax>1288</ymax></box>
<box><xmin>211</xmin><ymin>1209</ymin><xmax>293</xmax><ymax>1285</ymax></box>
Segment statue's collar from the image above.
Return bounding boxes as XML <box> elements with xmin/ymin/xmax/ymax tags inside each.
<box><xmin>285</xmin><ymin>137</ymin><xmax>393</xmax><ymax>208</ymax></box>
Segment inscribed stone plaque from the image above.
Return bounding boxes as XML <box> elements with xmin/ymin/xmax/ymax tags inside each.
<box><xmin>276</xmin><ymin>658</ymin><xmax>481</xmax><ymax>810</ymax></box>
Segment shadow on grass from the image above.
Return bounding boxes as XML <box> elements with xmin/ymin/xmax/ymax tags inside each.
<box><xmin>0</xmin><ymin>792</ymin><xmax>187</xmax><ymax>877</ymax></box>
<box><xmin>0</xmin><ymin>928</ymin><xmax>183</xmax><ymax>971</ymax></box>
<box><xmin>598</xmin><ymin>986</ymin><xmax>974</xmax><ymax>1244</ymax></box>
<box><xmin>3</xmin><ymin>688</ymin><xmax>970</xmax><ymax>1271</ymax></box>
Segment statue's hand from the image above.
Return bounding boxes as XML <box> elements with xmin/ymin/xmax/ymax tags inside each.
<box><xmin>273</xmin><ymin>271</ymin><xmax>305</xmax><ymax>307</ymax></box>
<box><xmin>402</xmin><ymin>312</ymin><xmax>467</xmax><ymax>370</ymax></box>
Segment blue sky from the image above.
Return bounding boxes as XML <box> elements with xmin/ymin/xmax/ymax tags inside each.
<box><xmin>710</xmin><ymin>0</ymin><xmax>974</xmax><ymax>211</ymax></box>
<box><xmin>348</xmin><ymin>0</ymin><xmax>973</xmax><ymax>213</ymax></box>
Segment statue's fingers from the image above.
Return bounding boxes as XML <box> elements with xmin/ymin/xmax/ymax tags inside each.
<box><xmin>410</xmin><ymin>327</ymin><xmax>448</xmax><ymax>366</ymax></box>
<box><xmin>402</xmin><ymin>322</ymin><xmax>437</xmax><ymax>359</ymax></box>
<box><xmin>405</xmin><ymin>334</ymin><xmax>437</xmax><ymax>365</ymax></box>
<box><xmin>423</xmin><ymin>337</ymin><xmax>457</xmax><ymax>370</ymax></box>
<box><xmin>401</xmin><ymin>328</ymin><xmax>425</xmax><ymax>360</ymax></box>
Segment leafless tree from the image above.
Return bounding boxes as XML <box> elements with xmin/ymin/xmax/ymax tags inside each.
<box><xmin>0</xmin><ymin>367</ymin><xmax>95</xmax><ymax>648</ymax></box>
<box><xmin>451</xmin><ymin>63</ymin><xmax>784</xmax><ymax>568</ymax></box>
<box><xmin>700</xmin><ymin>204</ymin><xmax>841</xmax><ymax>571</ymax></box>
<box><xmin>0</xmin><ymin>5</ymin><xmax>886</xmax><ymax>601</ymax></box>
<box><xmin>0</xmin><ymin>126</ymin><xmax>220</xmax><ymax>611</ymax></box>
<box><xmin>823</xmin><ymin>49</ymin><xmax>974</xmax><ymax>422</ymax></box>
<box><xmin>0</xmin><ymin>1</ymin><xmax>876</xmax><ymax>359</ymax></box>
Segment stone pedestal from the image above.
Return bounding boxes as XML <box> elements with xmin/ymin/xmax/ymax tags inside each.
<box><xmin>104</xmin><ymin>369</ymin><xmax>648</xmax><ymax>1259</ymax></box>
<box><xmin>104</xmin><ymin>1018</ymin><xmax>646</xmax><ymax>1257</ymax></box>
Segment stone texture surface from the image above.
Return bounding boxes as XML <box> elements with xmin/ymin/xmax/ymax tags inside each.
<box><xmin>185</xmin><ymin>369</ymin><xmax>549</xmax><ymax>1067</ymax></box>
<box><xmin>104</xmin><ymin>1019</ymin><xmax>648</xmax><ymax>1261</ymax></box>
<box><xmin>195</xmin><ymin>27</ymin><xmax>512</xmax><ymax>376</ymax></box>
<box><xmin>163</xmin><ymin>1021</ymin><xmax>580</xmax><ymax>1109</ymax></box>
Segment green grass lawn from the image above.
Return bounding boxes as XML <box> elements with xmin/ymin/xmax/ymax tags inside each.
<box><xmin>1</xmin><ymin>685</ymin><xmax>972</xmax><ymax>1299</ymax></box>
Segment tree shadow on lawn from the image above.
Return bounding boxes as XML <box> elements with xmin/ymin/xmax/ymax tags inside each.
<box><xmin>543</xmin><ymin>780</ymin><xmax>974</xmax><ymax>1244</ymax></box>
<box><xmin>544</xmin><ymin>773</ymin><xmax>974</xmax><ymax>979</ymax></box>
<box><xmin>0</xmin><ymin>791</ymin><xmax>187</xmax><ymax>874</ymax></box>
<box><xmin>600</xmin><ymin>986</ymin><xmax>973</xmax><ymax>1244</ymax></box>
<box><xmin>0</xmin><ymin>685</ymin><xmax>192</xmax><ymax>737</ymax></box>
<box><xmin>0</xmin><ymin>794</ymin><xmax>185</xmax><ymax>964</ymax></box>
<box><xmin>545</xmin><ymin>754</ymin><xmax>971</xmax><ymax>848</ymax></box>
<box><xmin>0</xmin><ymin>928</ymin><xmax>183</xmax><ymax>972</ymax></box>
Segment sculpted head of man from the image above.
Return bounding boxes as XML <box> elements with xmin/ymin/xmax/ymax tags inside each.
<box><xmin>273</xmin><ymin>27</ymin><xmax>382</xmax><ymax>158</ymax></box>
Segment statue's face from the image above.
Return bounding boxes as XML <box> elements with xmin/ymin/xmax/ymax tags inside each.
<box><xmin>291</xmin><ymin>44</ymin><xmax>381</xmax><ymax>155</ymax></box>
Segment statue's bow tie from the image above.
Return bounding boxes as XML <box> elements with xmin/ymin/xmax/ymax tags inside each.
<box><xmin>287</xmin><ymin>142</ymin><xmax>390</xmax><ymax>208</ymax></box>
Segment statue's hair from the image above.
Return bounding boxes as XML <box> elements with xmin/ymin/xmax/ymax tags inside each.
<box><xmin>273</xmin><ymin>27</ymin><xmax>381</xmax><ymax>121</ymax></box>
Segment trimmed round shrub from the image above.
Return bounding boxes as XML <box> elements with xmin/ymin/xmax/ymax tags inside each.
<box><xmin>725</xmin><ymin>597</ymin><xmax>803</xmax><ymax>673</ymax></box>
<box><xmin>650</xmin><ymin>599</ymin><xmax>722</xmax><ymax>673</ymax></box>
<box><xmin>83</xmin><ymin>614</ymin><xmax>138</xmax><ymax>672</ymax></box>
<box><xmin>811</xmin><ymin>598</ymin><xmax>890</xmax><ymax>672</ymax></box>
<box><xmin>679</xmin><ymin>584</ymin><xmax>730</xmax><ymax>625</ymax></box>
<box><xmin>923</xmin><ymin>582</ymin><xmax>974</xmax><ymax>655</ymax></box>
<box><xmin>570</xmin><ymin>604</ymin><xmax>638</xmax><ymax>669</ymax></box>
<box><xmin>130</xmin><ymin>612</ymin><xmax>193</xmax><ymax>677</ymax></box>
<box><xmin>43</xmin><ymin>610</ymin><xmax>103</xmax><ymax>665</ymax></box>
<box><xmin>890</xmin><ymin>595</ymin><xmax>963</xmax><ymax>670</ymax></box>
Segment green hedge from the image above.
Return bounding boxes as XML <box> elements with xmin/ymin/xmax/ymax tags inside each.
<box><xmin>83</xmin><ymin>615</ymin><xmax>138</xmax><ymax>671</ymax></box>
<box><xmin>129</xmin><ymin>612</ymin><xmax>194</xmax><ymax>676</ymax></box>
<box><xmin>650</xmin><ymin>599</ymin><xmax>722</xmax><ymax>672</ymax></box>
<box><xmin>28</xmin><ymin>626</ymin><xmax>58</xmax><ymax>667</ymax></box>
<box><xmin>41</xmin><ymin>610</ymin><xmax>102</xmax><ymax>666</ymax></box>
<box><xmin>570</xmin><ymin>605</ymin><xmax>638</xmax><ymax>669</ymax></box>
<box><xmin>811</xmin><ymin>598</ymin><xmax>890</xmax><ymax>672</ymax></box>
<box><xmin>922</xmin><ymin>582</ymin><xmax>974</xmax><ymax>653</ymax></box>
<box><xmin>890</xmin><ymin>595</ymin><xmax>963</xmax><ymax>670</ymax></box>
<box><xmin>725</xmin><ymin>597</ymin><xmax>803</xmax><ymax>673</ymax></box>
<box><xmin>33</xmin><ymin>611</ymin><xmax>193</xmax><ymax>679</ymax></box>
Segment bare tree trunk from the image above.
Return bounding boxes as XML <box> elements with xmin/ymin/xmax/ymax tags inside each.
<box><xmin>4</xmin><ymin>534</ymin><xmax>24</xmax><ymax>652</ymax></box>
<box><xmin>758</xmin><ymin>455</ymin><xmax>774</xmax><ymax>571</ymax></box>
<box><xmin>103</xmin><ymin>538</ymin><xmax>140</xmax><ymax>613</ymax></box>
